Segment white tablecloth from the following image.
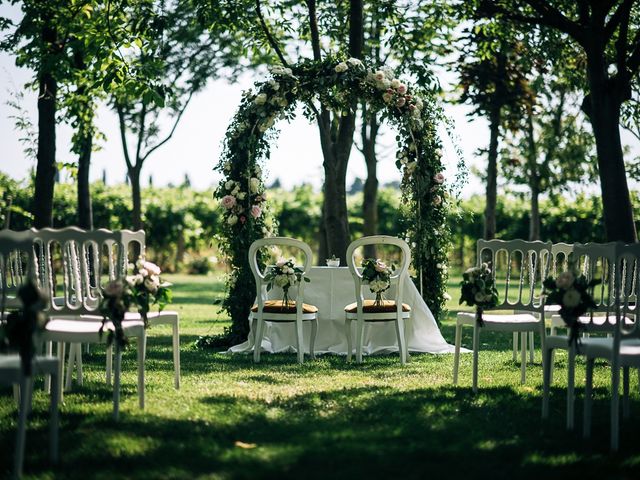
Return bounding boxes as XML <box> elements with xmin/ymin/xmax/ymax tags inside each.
<box><xmin>229</xmin><ymin>266</ymin><xmax>459</xmax><ymax>356</ymax></box>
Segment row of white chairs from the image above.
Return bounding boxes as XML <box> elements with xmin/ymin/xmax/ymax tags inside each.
<box><xmin>453</xmin><ymin>239</ymin><xmax>639</xmax><ymax>451</ymax></box>
<box><xmin>1</xmin><ymin>227</ymin><xmax>181</xmax><ymax>477</ymax></box>
<box><xmin>249</xmin><ymin>236</ymin><xmax>412</xmax><ymax>365</ymax></box>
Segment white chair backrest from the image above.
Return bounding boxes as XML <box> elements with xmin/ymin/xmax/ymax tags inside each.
<box><xmin>614</xmin><ymin>242</ymin><xmax>640</xmax><ymax>339</ymax></box>
<box><xmin>571</xmin><ymin>242</ymin><xmax>620</xmax><ymax>316</ymax></box>
<box><xmin>249</xmin><ymin>237</ymin><xmax>313</xmax><ymax>310</ymax></box>
<box><xmin>33</xmin><ymin>228</ymin><xmax>146</xmax><ymax>317</ymax></box>
<box><xmin>0</xmin><ymin>229</ymin><xmax>36</xmax><ymax>313</ymax></box>
<box><xmin>346</xmin><ymin>235</ymin><xmax>411</xmax><ymax>306</ymax></box>
<box><xmin>477</xmin><ymin>239</ymin><xmax>552</xmax><ymax>313</ymax></box>
<box><xmin>550</xmin><ymin>242</ymin><xmax>574</xmax><ymax>278</ymax></box>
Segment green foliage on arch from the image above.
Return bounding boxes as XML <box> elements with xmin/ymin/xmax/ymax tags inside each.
<box><xmin>214</xmin><ymin>56</ymin><xmax>453</xmax><ymax>343</ymax></box>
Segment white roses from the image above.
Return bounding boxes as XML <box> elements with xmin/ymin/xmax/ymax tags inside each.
<box><xmin>335</xmin><ymin>62</ymin><xmax>348</xmax><ymax>73</ymax></box>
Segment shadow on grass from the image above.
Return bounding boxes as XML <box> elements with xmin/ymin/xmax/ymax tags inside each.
<box><xmin>3</xmin><ymin>385</ymin><xmax>639</xmax><ymax>480</ymax></box>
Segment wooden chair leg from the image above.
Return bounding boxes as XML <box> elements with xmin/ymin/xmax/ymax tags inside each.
<box><xmin>355</xmin><ymin>319</ymin><xmax>365</xmax><ymax>364</ymax></box>
<box><xmin>395</xmin><ymin>318</ymin><xmax>407</xmax><ymax>365</ymax></box>
<box><xmin>253</xmin><ymin>319</ymin><xmax>265</xmax><ymax>363</ymax></box>
<box><xmin>512</xmin><ymin>332</ymin><xmax>518</xmax><ymax>362</ymax></box>
<box><xmin>57</xmin><ymin>343</ymin><xmax>65</xmax><ymax>404</ymax></box>
<box><xmin>295</xmin><ymin>319</ymin><xmax>304</xmax><ymax>364</ymax></box>
<box><xmin>106</xmin><ymin>344</ymin><xmax>113</xmax><ymax>386</ymax></box>
<box><xmin>528</xmin><ymin>332</ymin><xmax>534</xmax><ymax>364</ymax></box>
<box><xmin>520</xmin><ymin>332</ymin><xmax>527</xmax><ymax>384</ymax></box>
<box><xmin>44</xmin><ymin>341</ymin><xmax>53</xmax><ymax>393</ymax></box>
<box><xmin>542</xmin><ymin>346</ymin><xmax>553</xmax><ymax>419</ymax></box>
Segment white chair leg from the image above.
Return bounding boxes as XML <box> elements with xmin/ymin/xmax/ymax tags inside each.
<box><xmin>395</xmin><ymin>318</ymin><xmax>407</xmax><ymax>365</ymax></box>
<box><xmin>106</xmin><ymin>344</ymin><xmax>113</xmax><ymax>386</ymax></box>
<box><xmin>253</xmin><ymin>319</ymin><xmax>265</xmax><ymax>363</ymax></box>
<box><xmin>345</xmin><ymin>319</ymin><xmax>353</xmax><ymax>362</ymax></box>
<box><xmin>56</xmin><ymin>342</ymin><xmax>65</xmax><ymax>404</ymax></box>
<box><xmin>472</xmin><ymin>325</ymin><xmax>480</xmax><ymax>393</ymax></box>
<box><xmin>172</xmin><ymin>320</ymin><xmax>180</xmax><ymax>389</ymax></box>
<box><xmin>611</xmin><ymin>364</ymin><xmax>620</xmax><ymax>451</ymax></box>
<box><xmin>113</xmin><ymin>344</ymin><xmax>122</xmax><ymax>421</ymax></box>
<box><xmin>355</xmin><ymin>319</ymin><xmax>365</xmax><ymax>364</ymax></box>
<box><xmin>512</xmin><ymin>332</ymin><xmax>518</xmax><ymax>362</ymax></box>
<box><xmin>14</xmin><ymin>375</ymin><xmax>31</xmax><ymax>480</ymax></box>
<box><xmin>583</xmin><ymin>357</ymin><xmax>594</xmax><ymax>439</ymax></box>
<box><xmin>44</xmin><ymin>341</ymin><xmax>53</xmax><ymax>393</ymax></box>
<box><xmin>138</xmin><ymin>331</ymin><xmax>146</xmax><ymax>410</ymax></box>
<box><xmin>622</xmin><ymin>366</ymin><xmax>630</xmax><ymax>419</ymax></box>
<box><xmin>295</xmin><ymin>319</ymin><xmax>304</xmax><ymax>364</ymax></box>
<box><xmin>528</xmin><ymin>332</ymin><xmax>534</xmax><ymax>364</ymax></box>
<box><xmin>49</xmin><ymin>367</ymin><xmax>59</xmax><ymax>463</ymax></box>
<box><xmin>567</xmin><ymin>345</ymin><xmax>576</xmax><ymax>430</ymax></box>
<box><xmin>453</xmin><ymin>323</ymin><xmax>462</xmax><ymax>384</ymax></box>
<box><xmin>542</xmin><ymin>346</ymin><xmax>553</xmax><ymax>419</ymax></box>
<box><xmin>65</xmin><ymin>343</ymin><xmax>76</xmax><ymax>391</ymax></box>
<box><xmin>76</xmin><ymin>344</ymin><xmax>83</xmax><ymax>387</ymax></box>
<box><xmin>309</xmin><ymin>319</ymin><xmax>317</xmax><ymax>360</ymax></box>
<box><xmin>520</xmin><ymin>332</ymin><xmax>527</xmax><ymax>384</ymax></box>
<box><xmin>549</xmin><ymin>326</ymin><xmax>556</xmax><ymax>384</ymax></box>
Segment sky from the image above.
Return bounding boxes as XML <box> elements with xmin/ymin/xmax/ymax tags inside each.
<box><xmin>0</xmin><ymin>5</ymin><xmax>638</xmax><ymax>197</ymax></box>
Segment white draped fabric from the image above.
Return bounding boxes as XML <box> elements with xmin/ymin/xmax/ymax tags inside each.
<box><xmin>228</xmin><ymin>266</ymin><xmax>461</xmax><ymax>356</ymax></box>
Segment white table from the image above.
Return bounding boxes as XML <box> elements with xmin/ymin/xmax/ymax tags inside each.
<box><xmin>229</xmin><ymin>266</ymin><xmax>458</xmax><ymax>356</ymax></box>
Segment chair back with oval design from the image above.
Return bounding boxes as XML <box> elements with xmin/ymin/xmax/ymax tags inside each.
<box><xmin>0</xmin><ymin>229</ymin><xmax>37</xmax><ymax>313</ymax></box>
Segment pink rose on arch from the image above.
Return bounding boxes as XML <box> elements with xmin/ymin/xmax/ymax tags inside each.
<box><xmin>432</xmin><ymin>195</ymin><xmax>442</xmax><ymax>206</ymax></box>
<box><xmin>433</xmin><ymin>172</ymin><xmax>445</xmax><ymax>184</ymax></box>
<box><xmin>221</xmin><ymin>195</ymin><xmax>236</xmax><ymax>209</ymax></box>
<box><xmin>239</xmin><ymin>215</ymin><xmax>247</xmax><ymax>224</ymax></box>
<box><xmin>408</xmin><ymin>104</ymin><xmax>416</xmax><ymax>111</ymax></box>
<box><xmin>397</xmin><ymin>84</ymin><xmax>407</xmax><ymax>94</ymax></box>
<box><xmin>250</xmin><ymin>205</ymin><xmax>262</xmax><ymax>218</ymax></box>
<box><xmin>374</xmin><ymin>260</ymin><xmax>388</xmax><ymax>272</ymax></box>
<box><xmin>396</xmin><ymin>97</ymin><xmax>406</xmax><ymax>107</ymax></box>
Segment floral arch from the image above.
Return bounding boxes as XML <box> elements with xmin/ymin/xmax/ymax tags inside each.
<box><xmin>214</xmin><ymin>56</ymin><xmax>454</xmax><ymax>342</ymax></box>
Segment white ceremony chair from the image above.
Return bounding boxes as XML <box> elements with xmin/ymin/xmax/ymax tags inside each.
<box><xmin>249</xmin><ymin>237</ymin><xmax>318</xmax><ymax>364</ymax></box>
<box><xmin>0</xmin><ymin>229</ymin><xmax>60</xmax><ymax>478</ymax></box>
<box><xmin>541</xmin><ymin>242</ymin><xmax>619</xmax><ymax>430</ymax></box>
<box><xmin>582</xmin><ymin>242</ymin><xmax>639</xmax><ymax>451</ymax></box>
<box><xmin>59</xmin><ymin>229</ymin><xmax>181</xmax><ymax>390</ymax></box>
<box><xmin>36</xmin><ymin>227</ymin><xmax>146</xmax><ymax>420</ymax></box>
<box><xmin>344</xmin><ymin>236</ymin><xmax>411</xmax><ymax>365</ymax></box>
<box><xmin>453</xmin><ymin>239</ymin><xmax>552</xmax><ymax>392</ymax></box>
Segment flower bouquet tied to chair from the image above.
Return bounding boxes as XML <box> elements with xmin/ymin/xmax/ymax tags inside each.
<box><xmin>361</xmin><ymin>258</ymin><xmax>395</xmax><ymax>306</ymax></box>
<box><xmin>99</xmin><ymin>257</ymin><xmax>173</xmax><ymax>348</ymax></box>
<box><xmin>459</xmin><ymin>263</ymin><xmax>499</xmax><ymax>326</ymax></box>
<box><xmin>264</xmin><ymin>257</ymin><xmax>310</xmax><ymax>308</ymax></box>
<box><xmin>543</xmin><ymin>269</ymin><xmax>598</xmax><ymax>347</ymax></box>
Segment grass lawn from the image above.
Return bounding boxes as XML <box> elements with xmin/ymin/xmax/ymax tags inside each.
<box><xmin>1</xmin><ymin>273</ymin><xmax>639</xmax><ymax>479</ymax></box>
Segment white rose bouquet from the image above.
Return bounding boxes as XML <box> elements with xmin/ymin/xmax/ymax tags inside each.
<box><xmin>459</xmin><ymin>263</ymin><xmax>499</xmax><ymax>326</ymax></box>
<box><xmin>543</xmin><ymin>269</ymin><xmax>598</xmax><ymax>347</ymax></box>
<box><xmin>100</xmin><ymin>257</ymin><xmax>172</xmax><ymax>347</ymax></box>
<box><xmin>361</xmin><ymin>258</ymin><xmax>395</xmax><ymax>306</ymax></box>
<box><xmin>263</xmin><ymin>257</ymin><xmax>310</xmax><ymax>307</ymax></box>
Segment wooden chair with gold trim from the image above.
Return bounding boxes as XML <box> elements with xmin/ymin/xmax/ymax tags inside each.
<box><xmin>344</xmin><ymin>236</ymin><xmax>411</xmax><ymax>365</ymax></box>
<box><xmin>249</xmin><ymin>237</ymin><xmax>318</xmax><ymax>364</ymax></box>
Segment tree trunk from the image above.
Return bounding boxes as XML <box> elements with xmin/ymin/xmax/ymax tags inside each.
<box><xmin>77</xmin><ymin>133</ymin><xmax>93</xmax><ymax>230</ymax></box>
<box><xmin>525</xmin><ymin>109</ymin><xmax>540</xmax><ymax>241</ymax></box>
<box><xmin>484</xmin><ymin>106</ymin><xmax>500</xmax><ymax>240</ymax></box>
<box><xmin>130</xmin><ymin>167</ymin><xmax>143</xmax><ymax>231</ymax></box>
<box><xmin>33</xmin><ymin>72</ymin><xmax>57</xmax><ymax>229</ymax></box>
<box><xmin>584</xmin><ymin>50</ymin><xmax>637</xmax><ymax>242</ymax></box>
<box><xmin>362</xmin><ymin>113</ymin><xmax>379</xmax><ymax>258</ymax></box>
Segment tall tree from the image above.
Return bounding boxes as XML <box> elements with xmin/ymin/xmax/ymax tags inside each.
<box><xmin>478</xmin><ymin>0</ymin><xmax>640</xmax><ymax>242</ymax></box>
<box><xmin>114</xmin><ymin>0</ymin><xmax>242</xmax><ymax>230</ymax></box>
<box><xmin>457</xmin><ymin>26</ymin><xmax>533</xmax><ymax>239</ymax></box>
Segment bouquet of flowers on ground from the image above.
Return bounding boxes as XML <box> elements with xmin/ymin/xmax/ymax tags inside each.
<box><xmin>99</xmin><ymin>257</ymin><xmax>172</xmax><ymax>348</ymax></box>
<box><xmin>361</xmin><ymin>258</ymin><xmax>395</xmax><ymax>306</ymax></box>
<box><xmin>543</xmin><ymin>269</ymin><xmax>598</xmax><ymax>347</ymax></box>
<box><xmin>459</xmin><ymin>263</ymin><xmax>499</xmax><ymax>326</ymax></box>
<box><xmin>264</xmin><ymin>257</ymin><xmax>310</xmax><ymax>307</ymax></box>
<box><xmin>0</xmin><ymin>278</ymin><xmax>49</xmax><ymax>375</ymax></box>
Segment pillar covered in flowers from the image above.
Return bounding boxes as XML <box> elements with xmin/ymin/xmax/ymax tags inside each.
<box><xmin>214</xmin><ymin>56</ymin><xmax>456</xmax><ymax>343</ymax></box>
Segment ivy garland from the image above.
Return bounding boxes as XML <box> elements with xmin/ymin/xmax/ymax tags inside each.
<box><xmin>212</xmin><ymin>56</ymin><xmax>453</xmax><ymax>345</ymax></box>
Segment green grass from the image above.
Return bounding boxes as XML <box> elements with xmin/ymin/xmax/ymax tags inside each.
<box><xmin>1</xmin><ymin>273</ymin><xmax>639</xmax><ymax>479</ymax></box>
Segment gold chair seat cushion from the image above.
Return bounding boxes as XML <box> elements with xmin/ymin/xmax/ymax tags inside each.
<box><xmin>252</xmin><ymin>299</ymin><xmax>318</xmax><ymax>314</ymax></box>
<box><xmin>344</xmin><ymin>299</ymin><xmax>411</xmax><ymax>313</ymax></box>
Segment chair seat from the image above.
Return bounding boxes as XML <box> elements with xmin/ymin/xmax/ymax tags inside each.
<box><xmin>550</xmin><ymin>313</ymin><xmax>632</xmax><ymax>329</ymax></box>
<box><xmin>457</xmin><ymin>312</ymin><xmax>539</xmax><ymax>329</ymax></box>
<box><xmin>344</xmin><ymin>299</ymin><xmax>411</xmax><ymax>313</ymax></box>
<box><xmin>44</xmin><ymin>318</ymin><xmax>145</xmax><ymax>342</ymax></box>
<box><xmin>581</xmin><ymin>337</ymin><xmax>640</xmax><ymax>361</ymax></box>
<box><xmin>0</xmin><ymin>355</ymin><xmax>59</xmax><ymax>380</ymax></box>
<box><xmin>251</xmin><ymin>300</ymin><xmax>318</xmax><ymax>314</ymax></box>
